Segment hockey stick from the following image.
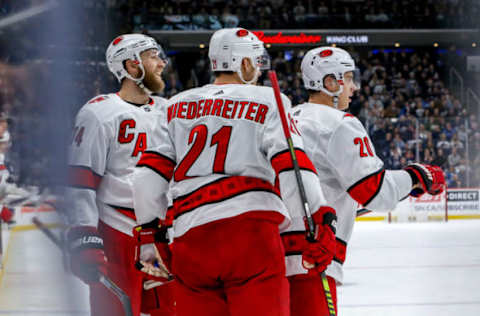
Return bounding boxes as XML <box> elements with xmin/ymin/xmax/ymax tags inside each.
<box><xmin>32</xmin><ymin>217</ymin><xmax>133</xmax><ymax>316</ymax></box>
<box><xmin>356</xmin><ymin>208</ymin><xmax>372</xmax><ymax>217</ymax></box>
<box><xmin>5</xmin><ymin>196</ymin><xmax>30</xmax><ymax>207</ymax></box>
<box><xmin>268</xmin><ymin>70</ymin><xmax>336</xmax><ymax>316</ymax></box>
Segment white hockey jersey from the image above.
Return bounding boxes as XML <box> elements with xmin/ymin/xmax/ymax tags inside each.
<box><xmin>132</xmin><ymin>84</ymin><xmax>327</xmax><ymax>239</ymax></box>
<box><xmin>0</xmin><ymin>152</ymin><xmax>8</xmax><ymax>199</ymax></box>
<box><xmin>0</xmin><ymin>131</ymin><xmax>10</xmax><ymax>188</ymax></box>
<box><xmin>289</xmin><ymin>102</ymin><xmax>413</xmax><ymax>282</ymax></box>
<box><xmin>66</xmin><ymin>93</ymin><xmax>167</xmax><ymax>236</ymax></box>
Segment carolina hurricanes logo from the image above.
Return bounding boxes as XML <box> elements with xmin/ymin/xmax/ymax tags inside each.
<box><xmin>288</xmin><ymin>113</ymin><xmax>301</xmax><ymax>135</ymax></box>
<box><xmin>236</xmin><ymin>29</ymin><xmax>249</xmax><ymax>37</ymax></box>
<box><xmin>112</xmin><ymin>36</ymin><xmax>123</xmax><ymax>45</ymax></box>
<box><xmin>319</xmin><ymin>49</ymin><xmax>333</xmax><ymax>57</ymax></box>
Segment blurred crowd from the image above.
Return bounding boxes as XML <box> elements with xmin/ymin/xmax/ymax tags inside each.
<box><xmin>127</xmin><ymin>0</ymin><xmax>480</xmax><ymax>30</ymax></box>
<box><xmin>0</xmin><ymin>0</ymin><xmax>32</xmax><ymax>16</ymax></box>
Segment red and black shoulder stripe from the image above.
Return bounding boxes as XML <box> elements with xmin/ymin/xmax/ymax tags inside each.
<box><xmin>136</xmin><ymin>151</ymin><xmax>176</xmax><ymax>182</ymax></box>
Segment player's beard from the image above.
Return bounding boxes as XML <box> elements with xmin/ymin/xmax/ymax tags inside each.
<box><xmin>143</xmin><ymin>70</ymin><xmax>165</xmax><ymax>93</ymax></box>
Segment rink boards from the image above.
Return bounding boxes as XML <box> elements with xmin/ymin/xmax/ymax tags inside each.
<box><xmin>358</xmin><ymin>188</ymin><xmax>480</xmax><ymax>222</ymax></box>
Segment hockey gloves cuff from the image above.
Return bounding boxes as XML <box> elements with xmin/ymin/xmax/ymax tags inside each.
<box><xmin>404</xmin><ymin>163</ymin><xmax>445</xmax><ymax>197</ymax></box>
<box><xmin>302</xmin><ymin>206</ymin><xmax>337</xmax><ymax>274</ymax></box>
<box><xmin>66</xmin><ymin>226</ymin><xmax>107</xmax><ymax>285</ymax></box>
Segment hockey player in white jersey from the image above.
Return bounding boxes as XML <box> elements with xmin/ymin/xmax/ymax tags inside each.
<box><xmin>0</xmin><ymin>127</ymin><xmax>14</xmax><ymax>223</ymax></box>
<box><xmin>131</xmin><ymin>28</ymin><xmax>337</xmax><ymax>316</ymax></box>
<box><xmin>287</xmin><ymin>46</ymin><xmax>445</xmax><ymax>315</ymax></box>
<box><xmin>0</xmin><ymin>127</ymin><xmax>11</xmax><ymax>200</ymax></box>
<box><xmin>65</xmin><ymin>34</ymin><xmax>175</xmax><ymax>316</ymax></box>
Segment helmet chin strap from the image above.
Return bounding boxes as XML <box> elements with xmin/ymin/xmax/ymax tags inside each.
<box><xmin>137</xmin><ymin>80</ymin><xmax>153</xmax><ymax>95</ymax></box>
<box><xmin>124</xmin><ymin>54</ymin><xmax>153</xmax><ymax>95</ymax></box>
<box><xmin>318</xmin><ymin>81</ymin><xmax>343</xmax><ymax>109</ymax></box>
<box><xmin>333</xmin><ymin>96</ymin><xmax>339</xmax><ymax>109</ymax></box>
<box><xmin>238</xmin><ymin>68</ymin><xmax>260</xmax><ymax>85</ymax></box>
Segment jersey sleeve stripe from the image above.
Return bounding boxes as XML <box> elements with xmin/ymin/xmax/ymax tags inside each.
<box><xmin>107</xmin><ymin>204</ymin><xmax>136</xmax><ymax>221</ymax></box>
<box><xmin>143</xmin><ymin>150</ymin><xmax>176</xmax><ymax>165</ymax></box>
<box><xmin>172</xmin><ymin>176</ymin><xmax>280</xmax><ymax>220</ymax></box>
<box><xmin>270</xmin><ymin>148</ymin><xmax>317</xmax><ymax>176</ymax></box>
<box><xmin>347</xmin><ymin>168</ymin><xmax>386</xmax><ymax>207</ymax></box>
<box><xmin>67</xmin><ymin>166</ymin><xmax>102</xmax><ymax>190</ymax></box>
<box><xmin>333</xmin><ymin>237</ymin><xmax>347</xmax><ymax>265</ymax></box>
<box><xmin>136</xmin><ymin>152</ymin><xmax>175</xmax><ymax>182</ymax></box>
<box><xmin>165</xmin><ymin>206</ymin><xmax>175</xmax><ymax>227</ymax></box>
<box><xmin>280</xmin><ymin>230</ymin><xmax>308</xmax><ymax>256</ymax></box>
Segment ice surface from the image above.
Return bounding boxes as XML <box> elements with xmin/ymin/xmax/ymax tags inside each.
<box><xmin>339</xmin><ymin>220</ymin><xmax>480</xmax><ymax>316</ymax></box>
<box><xmin>0</xmin><ymin>228</ymin><xmax>88</xmax><ymax>315</ymax></box>
<box><xmin>1</xmin><ymin>220</ymin><xmax>479</xmax><ymax>315</ymax></box>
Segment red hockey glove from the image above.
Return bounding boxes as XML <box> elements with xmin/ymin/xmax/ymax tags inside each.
<box><xmin>302</xmin><ymin>206</ymin><xmax>337</xmax><ymax>274</ymax></box>
<box><xmin>66</xmin><ymin>226</ymin><xmax>107</xmax><ymax>285</ymax></box>
<box><xmin>404</xmin><ymin>163</ymin><xmax>445</xmax><ymax>197</ymax></box>
<box><xmin>0</xmin><ymin>206</ymin><xmax>13</xmax><ymax>222</ymax></box>
<box><xmin>133</xmin><ymin>219</ymin><xmax>173</xmax><ymax>285</ymax></box>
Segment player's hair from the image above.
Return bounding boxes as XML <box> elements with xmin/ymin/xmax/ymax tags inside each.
<box><xmin>213</xmin><ymin>71</ymin><xmax>235</xmax><ymax>77</ymax></box>
<box><xmin>306</xmin><ymin>89</ymin><xmax>321</xmax><ymax>98</ymax></box>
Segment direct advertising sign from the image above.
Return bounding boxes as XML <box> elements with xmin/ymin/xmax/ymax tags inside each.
<box><xmin>446</xmin><ymin>189</ymin><xmax>480</xmax><ymax>212</ymax></box>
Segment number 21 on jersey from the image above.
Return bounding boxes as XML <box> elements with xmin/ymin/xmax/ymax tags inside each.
<box><xmin>174</xmin><ymin>124</ymin><xmax>232</xmax><ymax>181</ymax></box>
